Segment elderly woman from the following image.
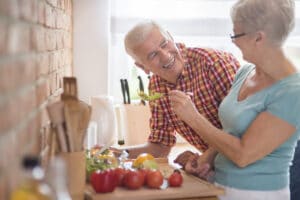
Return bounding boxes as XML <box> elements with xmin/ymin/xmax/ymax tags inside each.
<box><xmin>169</xmin><ymin>0</ymin><xmax>299</xmax><ymax>199</ymax></box>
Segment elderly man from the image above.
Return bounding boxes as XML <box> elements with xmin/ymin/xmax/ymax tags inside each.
<box><xmin>119</xmin><ymin>20</ymin><xmax>240</xmax><ymax>165</ymax></box>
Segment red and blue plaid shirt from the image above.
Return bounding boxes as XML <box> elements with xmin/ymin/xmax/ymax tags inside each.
<box><xmin>148</xmin><ymin>43</ymin><xmax>240</xmax><ymax>152</ymax></box>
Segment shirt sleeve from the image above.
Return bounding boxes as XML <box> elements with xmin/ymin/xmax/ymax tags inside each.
<box><xmin>267</xmin><ymin>86</ymin><xmax>300</xmax><ymax>128</ymax></box>
<box><xmin>148</xmin><ymin>100</ymin><xmax>177</xmax><ymax>146</ymax></box>
<box><xmin>147</xmin><ymin>77</ymin><xmax>177</xmax><ymax>146</ymax></box>
<box><xmin>208</xmin><ymin>52</ymin><xmax>240</xmax><ymax>102</ymax></box>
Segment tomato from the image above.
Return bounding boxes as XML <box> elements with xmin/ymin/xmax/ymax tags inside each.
<box><xmin>123</xmin><ymin>170</ymin><xmax>144</xmax><ymax>190</ymax></box>
<box><xmin>114</xmin><ymin>168</ymin><xmax>128</xmax><ymax>186</ymax></box>
<box><xmin>138</xmin><ymin>169</ymin><xmax>150</xmax><ymax>185</ymax></box>
<box><xmin>90</xmin><ymin>169</ymin><xmax>118</xmax><ymax>193</ymax></box>
<box><xmin>146</xmin><ymin>170</ymin><xmax>164</xmax><ymax>189</ymax></box>
<box><xmin>168</xmin><ymin>169</ymin><xmax>183</xmax><ymax>187</ymax></box>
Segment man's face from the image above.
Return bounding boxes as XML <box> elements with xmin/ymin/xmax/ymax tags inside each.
<box><xmin>132</xmin><ymin>28</ymin><xmax>185</xmax><ymax>84</ymax></box>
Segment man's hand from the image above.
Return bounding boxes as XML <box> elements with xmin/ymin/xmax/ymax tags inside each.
<box><xmin>185</xmin><ymin>154</ymin><xmax>215</xmax><ymax>182</ymax></box>
<box><xmin>174</xmin><ymin>150</ymin><xmax>196</xmax><ymax>169</ymax></box>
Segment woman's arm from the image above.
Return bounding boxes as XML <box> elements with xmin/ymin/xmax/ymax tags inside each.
<box><xmin>169</xmin><ymin>90</ymin><xmax>296</xmax><ymax>167</ymax></box>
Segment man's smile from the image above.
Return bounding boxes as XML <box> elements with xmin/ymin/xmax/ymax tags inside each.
<box><xmin>162</xmin><ymin>55</ymin><xmax>175</xmax><ymax>69</ymax></box>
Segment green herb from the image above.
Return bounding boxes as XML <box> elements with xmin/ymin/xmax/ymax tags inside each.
<box><xmin>138</xmin><ymin>91</ymin><xmax>164</xmax><ymax>101</ymax></box>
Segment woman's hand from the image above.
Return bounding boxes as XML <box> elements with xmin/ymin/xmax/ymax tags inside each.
<box><xmin>169</xmin><ymin>90</ymin><xmax>198</xmax><ymax>123</ymax></box>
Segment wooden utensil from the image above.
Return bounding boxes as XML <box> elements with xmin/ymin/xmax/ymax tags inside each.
<box><xmin>47</xmin><ymin>101</ymin><xmax>68</xmax><ymax>152</ymax></box>
<box><xmin>61</xmin><ymin>77</ymin><xmax>78</xmax><ymax>101</ymax></box>
<box><xmin>78</xmin><ymin>101</ymin><xmax>92</xmax><ymax>150</ymax></box>
<box><xmin>62</xmin><ymin>77</ymin><xmax>91</xmax><ymax>152</ymax></box>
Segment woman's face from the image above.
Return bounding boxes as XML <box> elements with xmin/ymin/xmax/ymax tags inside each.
<box><xmin>231</xmin><ymin>23</ymin><xmax>257</xmax><ymax>63</ymax></box>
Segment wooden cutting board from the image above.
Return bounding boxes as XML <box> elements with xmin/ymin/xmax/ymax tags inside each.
<box><xmin>85</xmin><ymin>159</ymin><xmax>224</xmax><ymax>200</ymax></box>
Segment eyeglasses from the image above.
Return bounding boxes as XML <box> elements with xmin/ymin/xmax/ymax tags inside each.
<box><xmin>230</xmin><ymin>33</ymin><xmax>246</xmax><ymax>40</ymax></box>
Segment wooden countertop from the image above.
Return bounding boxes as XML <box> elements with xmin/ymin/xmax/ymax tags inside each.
<box><xmin>85</xmin><ymin>158</ymin><xmax>224</xmax><ymax>200</ymax></box>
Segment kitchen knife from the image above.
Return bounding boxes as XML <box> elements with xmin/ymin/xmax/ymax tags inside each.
<box><xmin>137</xmin><ymin>76</ymin><xmax>146</xmax><ymax>105</ymax></box>
<box><xmin>124</xmin><ymin>79</ymin><xmax>131</xmax><ymax>104</ymax></box>
<box><xmin>120</xmin><ymin>79</ymin><xmax>126</xmax><ymax>104</ymax></box>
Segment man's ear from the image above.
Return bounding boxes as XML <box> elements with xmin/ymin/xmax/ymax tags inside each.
<box><xmin>135</xmin><ymin>62</ymin><xmax>150</xmax><ymax>74</ymax></box>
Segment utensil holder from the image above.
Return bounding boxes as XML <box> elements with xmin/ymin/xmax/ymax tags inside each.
<box><xmin>60</xmin><ymin>151</ymin><xmax>85</xmax><ymax>200</ymax></box>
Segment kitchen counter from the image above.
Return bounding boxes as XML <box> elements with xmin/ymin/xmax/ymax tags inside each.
<box><xmin>84</xmin><ymin>158</ymin><xmax>224</xmax><ymax>200</ymax></box>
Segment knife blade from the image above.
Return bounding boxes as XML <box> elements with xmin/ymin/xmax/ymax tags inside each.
<box><xmin>137</xmin><ymin>76</ymin><xmax>146</xmax><ymax>105</ymax></box>
<box><xmin>124</xmin><ymin>79</ymin><xmax>131</xmax><ymax>104</ymax></box>
<box><xmin>120</xmin><ymin>79</ymin><xmax>126</xmax><ymax>104</ymax></box>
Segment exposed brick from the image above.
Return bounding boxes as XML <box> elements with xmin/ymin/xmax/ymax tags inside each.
<box><xmin>0</xmin><ymin>57</ymin><xmax>35</xmax><ymax>96</ymax></box>
<box><xmin>36</xmin><ymin>53</ymin><xmax>50</xmax><ymax>76</ymax></box>
<box><xmin>7</xmin><ymin>23</ymin><xmax>30</xmax><ymax>55</ymax></box>
<box><xmin>36</xmin><ymin>79</ymin><xmax>49</xmax><ymax>106</ymax></box>
<box><xmin>0</xmin><ymin>62</ymin><xmax>13</xmax><ymax>95</ymax></box>
<box><xmin>63</xmin><ymin>31</ymin><xmax>71</xmax><ymax>48</ymax></box>
<box><xmin>65</xmin><ymin>0</ymin><xmax>72</xmax><ymax>14</ymax></box>
<box><xmin>17</xmin><ymin>55</ymin><xmax>37</xmax><ymax>84</ymax></box>
<box><xmin>0</xmin><ymin>56</ymin><xmax>37</xmax><ymax>95</ymax></box>
<box><xmin>65</xmin><ymin>14</ymin><xmax>71</xmax><ymax>31</ymax></box>
<box><xmin>46</xmin><ymin>0</ymin><xmax>58</xmax><ymax>8</ymax></box>
<box><xmin>55</xmin><ymin>9</ymin><xmax>64</xmax><ymax>29</ymax></box>
<box><xmin>55</xmin><ymin>30</ymin><xmax>63</xmax><ymax>49</ymax></box>
<box><xmin>0</xmin><ymin>18</ymin><xmax>8</xmax><ymax>56</ymax></box>
<box><xmin>0</xmin><ymin>0</ymin><xmax>19</xmax><ymax>18</ymax></box>
<box><xmin>57</xmin><ymin>0</ymin><xmax>65</xmax><ymax>10</ymax></box>
<box><xmin>38</xmin><ymin>0</ymin><xmax>45</xmax><ymax>25</ymax></box>
<box><xmin>0</xmin><ymin>101</ymin><xmax>12</xmax><ymax>134</ymax></box>
<box><xmin>0</xmin><ymin>174</ymin><xmax>8</xmax><ymax>200</ymax></box>
<box><xmin>39</xmin><ymin>107</ymin><xmax>51</xmax><ymax>129</ymax></box>
<box><xmin>0</xmin><ymin>0</ymin><xmax>73</xmax><ymax>196</ymax></box>
<box><xmin>45</xmin><ymin>4</ymin><xmax>55</xmax><ymax>28</ymax></box>
<box><xmin>64</xmin><ymin>48</ymin><xmax>72</xmax><ymax>66</ymax></box>
<box><xmin>45</xmin><ymin>29</ymin><xmax>57</xmax><ymax>51</ymax></box>
<box><xmin>31</xmin><ymin>27</ymin><xmax>46</xmax><ymax>52</ymax></box>
<box><xmin>18</xmin><ymin>0</ymin><xmax>38</xmax><ymax>23</ymax></box>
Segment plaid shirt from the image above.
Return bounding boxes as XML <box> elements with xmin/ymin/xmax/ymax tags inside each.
<box><xmin>148</xmin><ymin>43</ymin><xmax>240</xmax><ymax>152</ymax></box>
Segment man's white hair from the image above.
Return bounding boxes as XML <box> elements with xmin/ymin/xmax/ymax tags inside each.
<box><xmin>124</xmin><ymin>20</ymin><xmax>170</xmax><ymax>59</ymax></box>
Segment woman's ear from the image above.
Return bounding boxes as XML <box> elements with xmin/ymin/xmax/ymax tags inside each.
<box><xmin>135</xmin><ymin>62</ymin><xmax>150</xmax><ymax>74</ymax></box>
<box><xmin>255</xmin><ymin>31</ymin><xmax>265</xmax><ymax>43</ymax></box>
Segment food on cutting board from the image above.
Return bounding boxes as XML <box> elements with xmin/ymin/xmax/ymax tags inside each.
<box><xmin>132</xmin><ymin>153</ymin><xmax>158</xmax><ymax>169</ymax></box>
<box><xmin>145</xmin><ymin>170</ymin><xmax>164</xmax><ymax>189</ymax></box>
<box><xmin>138</xmin><ymin>90</ymin><xmax>164</xmax><ymax>101</ymax></box>
<box><xmin>168</xmin><ymin>169</ymin><xmax>183</xmax><ymax>187</ymax></box>
<box><xmin>123</xmin><ymin>170</ymin><xmax>144</xmax><ymax>190</ymax></box>
<box><xmin>114</xmin><ymin>167</ymin><xmax>129</xmax><ymax>186</ymax></box>
<box><xmin>90</xmin><ymin>169</ymin><xmax>118</xmax><ymax>193</ymax></box>
<box><xmin>89</xmin><ymin>152</ymin><xmax>184</xmax><ymax>193</ymax></box>
<box><xmin>86</xmin><ymin>147</ymin><xmax>119</xmax><ymax>180</ymax></box>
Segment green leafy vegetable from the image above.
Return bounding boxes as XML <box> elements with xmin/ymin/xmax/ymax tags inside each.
<box><xmin>85</xmin><ymin>149</ymin><xmax>119</xmax><ymax>181</ymax></box>
<box><xmin>138</xmin><ymin>91</ymin><xmax>164</xmax><ymax>101</ymax></box>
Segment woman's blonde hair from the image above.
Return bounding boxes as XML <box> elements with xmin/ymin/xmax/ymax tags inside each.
<box><xmin>231</xmin><ymin>0</ymin><xmax>295</xmax><ymax>46</ymax></box>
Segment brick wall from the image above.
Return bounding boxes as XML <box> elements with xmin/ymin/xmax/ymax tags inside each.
<box><xmin>0</xmin><ymin>0</ymin><xmax>73</xmax><ymax>198</ymax></box>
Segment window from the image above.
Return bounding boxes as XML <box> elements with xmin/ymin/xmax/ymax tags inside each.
<box><xmin>109</xmin><ymin>0</ymin><xmax>300</xmax><ymax>103</ymax></box>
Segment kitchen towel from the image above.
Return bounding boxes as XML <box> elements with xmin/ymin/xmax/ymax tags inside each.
<box><xmin>89</xmin><ymin>95</ymin><xmax>117</xmax><ymax>146</ymax></box>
